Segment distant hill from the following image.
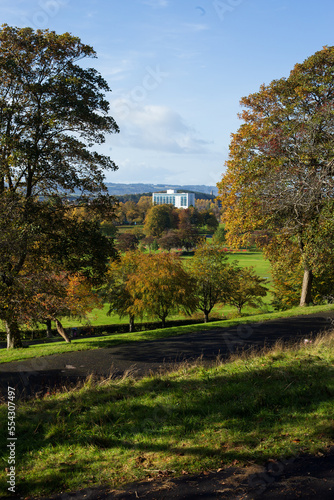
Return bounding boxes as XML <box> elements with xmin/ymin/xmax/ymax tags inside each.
<box><xmin>105</xmin><ymin>183</ymin><xmax>219</xmax><ymax>196</ymax></box>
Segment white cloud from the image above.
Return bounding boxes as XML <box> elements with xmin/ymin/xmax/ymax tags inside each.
<box><xmin>108</xmin><ymin>159</ymin><xmax>173</xmax><ymax>184</ymax></box>
<box><xmin>141</xmin><ymin>0</ymin><xmax>168</xmax><ymax>8</ymax></box>
<box><xmin>182</xmin><ymin>23</ymin><xmax>209</xmax><ymax>33</ymax></box>
<box><xmin>112</xmin><ymin>101</ymin><xmax>212</xmax><ymax>154</ymax></box>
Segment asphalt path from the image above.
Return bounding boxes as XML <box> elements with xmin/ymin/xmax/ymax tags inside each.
<box><xmin>1</xmin><ymin>310</ymin><xmax>334</xmax><ymax>400</ymax></box>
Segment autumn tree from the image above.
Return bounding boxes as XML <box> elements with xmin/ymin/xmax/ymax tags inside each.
<box><xmin>105</xmin><ymin>252</ymin><xmax>142</xmax><ymax>332</ymax></box>
<box><xmin>0</xmin><ymin>26</ymin><xmax>119</xmax><ymax>348</ymax></box>
<box><xmin>127</xmin><ymin>253</ymin><xmax>197</xmax><ymax>327</ymax></box>
<box><xmin>0</xmin><ymin>197</ymin><xmax>114</xmax><ymax>345</ymax></box>
<box><xmin>121</xmin><ymin>201</ymin><xmax>141</xmax><ymax>224</ymax></box>
<box><xmin>218</xmin><ymin>46</ymin><xmax>334</xmax><ymax>307</ymax></box>
<box><xmin>189</xmin><ymin>245</ymin><xmax>230</xmax><ymax>322</ymax></box>
<box><xmin>177</xmin><ymin>208</ymin><xmax>201</xmax><ymax>250</ymax></box>
<box><xmin>116</xmin><ymin>232</ymin><xmax>139</xmax><ymax>252</ymax></box>
<box><xmin>178</xmin><ymin>228</ymin><xmax>201</xmax><ymax>251</ymax></box>
<box><xmin>143</xmin><ymin>204</ymin><xmax>178</xmax><ymax>238</ymax></box>
<box><xmin>158</xmin><ymin>230</ymin><xmax>182</xmax><ymax>252</ymax></box>
<box><xmin>29</xmin><ymin>272</ymin><xmax>103</xmax><ymax>342</ymax></box>
<box><xmin>227</xmin><ymin>265</ymin><xmax>268</xmax><ymax>314</ymax></box>
<box><xmin>137</xmin><ymin>195</ymin><xmax>152</xmax><ymax>221</ymax></box>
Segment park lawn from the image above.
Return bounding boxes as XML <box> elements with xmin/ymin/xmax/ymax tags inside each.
<box><xmin>225</xmin><ymin>251</ymin><xmax>272</xmax><ymax>280</ymax></box>
<box><xmin>60</xmin><ymin>304</ymin><xmax>125</xmax><ymax>329</ymax></box>
<box><xmin>116</xmin><ymin>224</ymin><xmax>144</xmax><ymax>234</ymax></box>
<box><xmin>0</xmin><ymin>330</ymin><xmax>333</xmax><ymax>497</ymax></box>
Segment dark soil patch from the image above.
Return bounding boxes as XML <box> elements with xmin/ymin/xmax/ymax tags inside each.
<box><xmin>4</xmin><ymin>447</ymin><xmax>333</xmax><ymax>499</ymax></box>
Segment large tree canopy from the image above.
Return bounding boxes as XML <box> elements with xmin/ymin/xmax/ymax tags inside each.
<box><xmin>218</xmin><ymin>46</ymin><xmax>334</xmax><ymax>307</ymax></box>
<box><xmin>0</xmin><ymin>25</ymin><xmax>119</xmax><ymax>196</ymax></box>
<box><xmin>0</xmin><ymin>25</ymin><xmax>119</xmax><ymax>348</ymax></box>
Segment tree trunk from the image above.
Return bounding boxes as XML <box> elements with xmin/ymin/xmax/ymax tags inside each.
<box><xmin>300</xmin><ymin>267</ymin><xmax>313</xmax><ymax>306</ymax></box>
<box><xmin>161</xmin><ymin>317</ymin><xmax>166</xmax><ymax>328</ymax></box>
<box><xmin>129</xmin><ymin>315</ymin><xmax>135</xmax><ymax>333</ymax></box>
<box><xmin>46</xmin><ymin>319</ymin><xmax>52</xmax><ymax>338</ymax></box>
<box><xmin>55</xmin><ymin>318</ymin><xmax>71</xmax><ymax>343</ymax></box>
<box><xmin>6</xmin><ymin>320</ymin><xmax>22</xmax><ymax>349</ymax></box>
<box><xmin>204</xmin><ymin>311</ymin><xmax>209</xmax><ymax>323</ymax></box>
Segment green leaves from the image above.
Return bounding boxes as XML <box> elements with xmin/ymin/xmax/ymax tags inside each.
<box><xmin>189</xmin><ymin>245</ymin><xmax>230</xmax><ymax>322</ymax></box>
<box><xmin>0</xmin><ymin>24</ymin><xmax>119</xmax><ymax>198</ymax></box>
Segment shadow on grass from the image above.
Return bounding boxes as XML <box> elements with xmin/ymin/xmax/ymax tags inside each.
<box><xmin>1</xmin><ymin>353</ymin><xmax>333</xmax><ymax>496</ymax></box>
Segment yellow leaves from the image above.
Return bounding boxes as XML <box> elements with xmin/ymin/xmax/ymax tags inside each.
<box><xmin>109</xmin><ymin>252</ymin><xmax>197</xmax><ymax>324</ymax></box>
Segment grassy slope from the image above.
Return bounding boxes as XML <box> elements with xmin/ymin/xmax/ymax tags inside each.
<box><xmin>0</xmin><ymin>332</ymin><xmax>333</xmax><ymax>497</ymax></box>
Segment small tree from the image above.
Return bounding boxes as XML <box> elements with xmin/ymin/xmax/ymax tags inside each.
<box><xmin>105</xmin><ymin>252</ymin><xmax>142</xmax><ymax>332</ymax></box>
<box><xmin>179</xmin><ymin>227</ymin><xmax>201</xmax><ymax>251</ymax></box>
<box><xmin>127</xmin><ymin>253</ymin><xmax>197</xmax><ymax>327</ymax></box>
<box><xmin>189</xmin><ymin>245</ymin><xmax>230</xmax><ymax>322</ymax></box>
<box><xmin>158</xmin><ymin>230</ymin><xmax>182</xmax><ymax>252</ymax></box>
<box><xmin>30</xmin><ymin>272</ymin><xmax>103</xmax><ymax>342</ymax></box>
<box><xmin>116</xmin><ymin>233</ymin><xmax>139</xmax><ymax>252</ymax></box>
<box><xmin>228</xmin><ymin>265</ymin><xmax>268</xmax><ymax>314</ymax></box>
<box><xmin>212</xmin><ymin>225</ymin><xmax>227</xmax><ymax>245</ymax></box>
<box><xmin>144</xmin><ymin>204</ymin><xmax>177</xmax><ymax>238</ymax></box>
<box><xmin>201</xmin><ymin>211</ymin><xmax>219</xmax><ymax>233</ymax></box>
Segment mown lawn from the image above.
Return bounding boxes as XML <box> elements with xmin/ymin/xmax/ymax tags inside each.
<box><xmin>0</xmin><ymin>331</ymin><xmax>333</xmax><ymax>498</ymax></box>
<box><xmin>225</xmin><ymin>251</ymin><xmax>272</xmax><ymax>280</ymax></box>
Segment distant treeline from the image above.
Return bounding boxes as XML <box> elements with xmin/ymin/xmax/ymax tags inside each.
<box><xmin>115</xmin><ymin>191</ymin><xmax>216</xmax><ymax>204</ymax></box>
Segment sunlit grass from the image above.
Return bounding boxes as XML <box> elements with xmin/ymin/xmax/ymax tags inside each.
<box><xmin>0</xmin><ymin>331</ymin><xmax>333</xmax><ymax>497</ymax></box>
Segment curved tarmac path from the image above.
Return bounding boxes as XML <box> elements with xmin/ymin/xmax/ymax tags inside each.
<box><xmin>1</xmin><ymin>310</ymin><xmax>334</xmax><ymax>399</ymax></box>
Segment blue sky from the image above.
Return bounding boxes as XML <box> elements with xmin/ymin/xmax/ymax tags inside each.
<box><xmin>2</xmin><ymin>0</ymin><xmax>334</xmax><ymax>186</ymax></box>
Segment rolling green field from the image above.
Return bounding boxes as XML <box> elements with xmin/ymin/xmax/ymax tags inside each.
<box><xmin>1</xmin><ymin>249</ymin><xmax>333</xmax><ymax>498</ymax></box>
<box><xmin>225</xmin><ymin>251</ymin><xmax>272</xmax><ymax>280</ymax></box>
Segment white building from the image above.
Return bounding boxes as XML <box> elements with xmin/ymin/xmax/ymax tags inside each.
<box><xmin>152</xmin><ymin>189</ymin><xmax>195</xmax><ymax>209</ymax></box>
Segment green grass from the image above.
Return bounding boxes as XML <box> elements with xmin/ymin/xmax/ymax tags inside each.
<box><xmin>1</xmin><ymin>331</ymin><xmax>333</xmax><ymax>498</ymax></box>
<box><xmin>225</xmin><ymin>251</ymin><xmax>272</xmax><ymax>280</ymax></box>
<box><xmin>116</xmin><ymin>224</ymin><xmax>144</xmax><ymax>234</ymax></box>
<box><xmin>1</xmin><ymin>303</ymin><xmax>334</xmax><ymax>364</ymax></box>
